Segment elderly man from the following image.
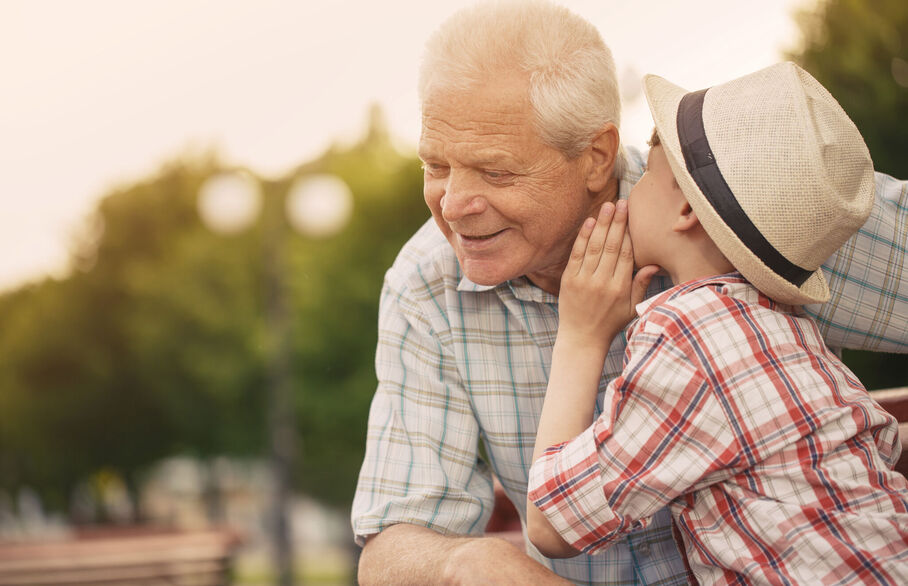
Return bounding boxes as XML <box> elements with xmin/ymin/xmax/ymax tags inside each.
<box><xmin>352</xmin><ymin>1</ymin><xmax>908</xmax><ymax>584</ymax></box>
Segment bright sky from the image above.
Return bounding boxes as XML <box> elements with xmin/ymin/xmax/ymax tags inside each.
<box><xmin>0</xmin><ymin>0</ymin><xmax>815</xmax><ymax>293</ymax></box>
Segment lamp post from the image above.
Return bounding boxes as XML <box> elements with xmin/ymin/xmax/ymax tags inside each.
<box><xmin>198</xmin><ymin>170</ymin><xmax>353</xmax><ymax>586</ymax></box>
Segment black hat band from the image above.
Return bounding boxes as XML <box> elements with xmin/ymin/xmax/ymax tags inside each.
<box><xmin>676</xmin><ymin>89</ymin><xmax>812</xmax><ymax>287</ymax></box>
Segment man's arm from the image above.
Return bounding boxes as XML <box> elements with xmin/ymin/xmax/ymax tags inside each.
<box><xmin>808</xmin><ymin>171</ymin><xmax>908</xmax><ymax>352</ymax></box>
<box><xmin>358</xmin><ymin>524</ymin><xmax>572</xmax><ymax>586</ymax></box>
<box><xmin>352</xmin><ymin>230</ymin><xmax>574</xmax><ymax>585</ymax></box>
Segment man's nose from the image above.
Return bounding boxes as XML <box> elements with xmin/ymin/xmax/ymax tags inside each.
<box><xmin>441</xmin><ymin>171</ymin><xmax>487</xmax><ymax>222</ymax></box>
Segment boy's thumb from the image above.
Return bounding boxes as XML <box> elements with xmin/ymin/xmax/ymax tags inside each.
<box><xmin>631</xmin><ymin>265</ymin><xmax>660</xmax><ymax>305</ymax></box>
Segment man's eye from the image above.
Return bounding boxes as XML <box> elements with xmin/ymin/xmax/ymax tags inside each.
<box><xmin>484</xmin><ymin>170</ymin><xmax>512</xmax><ymax>181</ymax></box>
<box><xmin>422</xmin><ymin>163</ymin><xmax>449</xmax><ymax>177</ymax></box>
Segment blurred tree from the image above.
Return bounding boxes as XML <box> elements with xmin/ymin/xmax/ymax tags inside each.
<box><xmin>790</xmin><ymin>0</ymin><xmax>908</xmax><ymax>178</ymax></box>
<box><xmin>0</xmin><ymin>109</ymin><xmax>428</xmax><ymax>518</ymax></box>
<box><xmin>0</xmin><ymin>172</ymin><xmax>189</xmax><ymax>514</ymax></box>
<box><xmin>283</xmin><ymin>115</ymin><xmax>428</xmax><ymax>507</ymax></box>
<box><xmin>789</xmin><ymin>0</ymin><xmax>908</xmax><ymax>390</ymax></box>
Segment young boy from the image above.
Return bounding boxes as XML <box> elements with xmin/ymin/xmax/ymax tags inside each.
<box><xmin>526</xmin><ymin>62</ymin><xmax>908</xmax><ymax>584</ymax></box>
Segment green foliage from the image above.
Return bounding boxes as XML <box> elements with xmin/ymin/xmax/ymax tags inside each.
<box><xmin>286</xmin><ymin>138</ymin><xmax>428</xmax><ymax>507</ymax></box>
<box><xmin>788</xmin><ymin>0</ymin><xmax>908</xmax><ymax>178</ymax></box>
<box><xmin>789</xmin><ymin>0</ymin><xmax>908</xmax><ymax>389</ymax></box>
<box><xmin>0</xmin><ymin>118</ymin><xmax>428</xmax><ymax>513</ymax></box>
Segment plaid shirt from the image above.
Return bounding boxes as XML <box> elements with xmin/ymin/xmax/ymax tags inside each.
<box><xmin>529</xmin><ymin>275</ymin><xmax>908</xmax><ymax>585</ymax></box>
<box><xmin>351</xmin><ymin>147</ymin><xmax>908</xmax><ymax>586</ymax></box>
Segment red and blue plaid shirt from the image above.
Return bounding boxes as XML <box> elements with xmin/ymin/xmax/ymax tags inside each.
<box><xmin>529</xmin><ymin>274</ymin><xmax>908</xmax><ymax>585</ymax></box>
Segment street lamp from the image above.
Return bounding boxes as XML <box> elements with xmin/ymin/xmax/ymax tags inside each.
<box><xmin>197</xmin><ymin>171</ymin><xmax>262</xmax><ymax>235</ymax></box>
<box><xmin>198</xmin><ymin>170</ymin><xmax>353</xmax><ymax>586</ymax></box>
<box><xmin>286</xmin><ymin>174</ymin><xmax>354</xmax><ymax>238</ymax></box>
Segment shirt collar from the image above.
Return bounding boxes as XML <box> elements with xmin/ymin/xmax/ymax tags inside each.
<box><xmin>635</xmin><ymin>272</ymin><xmax>747</xmax><ymax>317</ymax></box>
<box><xmin>456</xmin><ymin>275</ymin><xmax>559</xmax><ymax>304</ymax></box>
<box><xmin>456</xmin><ymin>276</ymin><xmax>496</xmax><ymax>293</ymax></box>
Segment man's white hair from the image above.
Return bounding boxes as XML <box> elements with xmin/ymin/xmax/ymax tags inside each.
<box><xmin>419</xmin><ymin>0</ymin><xmax>625</xmax><ymax>176</ymax></box>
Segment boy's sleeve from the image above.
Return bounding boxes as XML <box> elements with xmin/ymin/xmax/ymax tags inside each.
<box><xmin>528</xmin><ymin>329</ymin><xmax>740</xmax><ymax>555</ymax></box>
<box><xmin>807</xmin><ymin>171</ymin><xmax>908</xmax><ymax>352</ymax></box>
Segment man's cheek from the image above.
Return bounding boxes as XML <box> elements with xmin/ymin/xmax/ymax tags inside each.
<box><xmin>424</xmin><ymin>187</ymin><xmax>441</xmax><ymax>212</ymax></box>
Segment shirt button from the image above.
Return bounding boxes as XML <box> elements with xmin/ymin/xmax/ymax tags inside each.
<box><xmin>636</xmin><ymin>541</ymin><xmax>651</xmax><ymax>556</ymax></box>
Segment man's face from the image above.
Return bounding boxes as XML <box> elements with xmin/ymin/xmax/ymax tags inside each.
<box><xmin>628</xmin><ymin>143</ymin><xmax>681</xmax><ymax>269</ymax></box>
<box><xmin>418</xmin><ymin>74</ymin><xmax>596</xmax><ymax>294</ymax></box>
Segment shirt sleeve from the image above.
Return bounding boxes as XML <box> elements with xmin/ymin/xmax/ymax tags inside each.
<box><xmin>350</xmin><ymin>273</ymin><xmax>493</xmax><ymax>545</ymax></box>
<box><xmin>528</xmin><ymin>327</ymin><xmax>741</xmax><ymax>555</ymax></box>
<box><xmin>807</xmin><ymin>171</ymin><xmax>908</xmax><ymax>352</ymax></box>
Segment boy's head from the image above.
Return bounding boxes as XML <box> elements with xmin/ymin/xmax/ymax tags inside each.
<box><xmin>627</xmin><ymin>130</ymin><xmax>726</xmax><ymax>279</ymax></box>
<box><xmin>636</xmin><ymin>62</ymin><xmax>874</xmax><ymax>304</ymax></box>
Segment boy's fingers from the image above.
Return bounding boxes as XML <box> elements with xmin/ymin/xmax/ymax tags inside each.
<box><xmin>597</xmin><ymin>199</ymin><xmax>627</xmax><ymax>276</ymax></box>
<box><xmin>631</xmin><ymin>265</ymin><xmax>660</xmax><ymax>306</ymax></box>
<box><xmin>615</xmin><ymin>230</ymin><xmax>635</xmax><ymax>284</ymax></box>
<box><xmin>567</xmin><ymin>216</ymin><xmax>596</xmax><ymax>273</ymax></box>
<box><xmin>584</xmin><ymin>203</ymin><xmax>614</xmax><ymax>272</ymax></box>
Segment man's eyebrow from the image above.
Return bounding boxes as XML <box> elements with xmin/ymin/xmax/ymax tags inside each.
<box><xmin>417</xmin><ymin>148</ymin><xmax>522</xmax><ymax>168</ymax></box>
<box><xmin>417</xmin><ymin>147</ymin><xmax>438</xmax><ymax>161</ymax></box>
<box><xmin>467</xmin><ymin>150</ymin><xmax>521</xmax><ymax>167</ymax></box>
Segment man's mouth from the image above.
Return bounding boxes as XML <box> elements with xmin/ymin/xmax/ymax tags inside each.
<box><xmin>456</xmin><ymin>228</ymin><xmax>508</xmax><ymax>251</ymax></box>
<box><xmin>460</xmin><ymin>229</ymin><xmax>505</xmax><ymax>240</ymax></box>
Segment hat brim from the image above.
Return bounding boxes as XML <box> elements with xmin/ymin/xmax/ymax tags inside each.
<box><xmin>641</xmin><ymin>74</ymin><xmax>830</xmax><ymax>305</ymax></box>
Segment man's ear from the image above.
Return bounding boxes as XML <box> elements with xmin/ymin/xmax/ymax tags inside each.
<box><xmin>585</xmin><ymin>123</ymin><xmax>619</xmax><ymax>193</ymax></box>
<box><xmin>672</xmin><ymin>202</ymin><xmax>700</xmax><ymax>233</ymax></box>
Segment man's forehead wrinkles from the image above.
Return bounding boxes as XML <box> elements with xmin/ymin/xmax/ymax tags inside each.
<box><xmin>423</xmin><ymin>113</ymin><xmax>525</xmax><ymax>136</ymax></box>
<box><xmin>421</xmin><ymin>143</ymin><xmax>523</xmax><ymax>167</ymax></box>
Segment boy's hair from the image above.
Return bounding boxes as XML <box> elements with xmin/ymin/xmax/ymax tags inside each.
<box><xmin>647</xmin><ymin>128</ymin><xmax>661</xmax><ymax>148</ymax></box>
<box><xmin>645</xmin><ymin>129</ymin><xmax>679</xmax><ymax>192</ymax></box>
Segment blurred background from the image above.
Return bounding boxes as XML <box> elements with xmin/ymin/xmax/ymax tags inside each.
<box><xmin>0</xmin><ymin>0</ymin><xmax>905</xmax><ymax>584</ymax></box>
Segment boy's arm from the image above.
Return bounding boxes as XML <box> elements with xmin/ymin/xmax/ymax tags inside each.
<box><xmin>526</xmin><ymin>201</ymin><xmax>658</xmax><ymax>558</ymax></box>
<box><xmin>526</xmin><ymin>337</ymin><xmax>611</xmax><ymax>558</ymax></box>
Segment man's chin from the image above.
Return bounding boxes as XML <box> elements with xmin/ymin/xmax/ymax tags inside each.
<box><xmin>461</xmin><ymin>270</ymin><xmax>508</xmax><ymax>287</ymax></box>
<box><xmin>459</xmin><ymin>258</ymin><xmax>515</xmax><ymax>287</ymax></box>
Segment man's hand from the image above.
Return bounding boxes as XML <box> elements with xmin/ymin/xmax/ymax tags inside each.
<box><xmin>442</xmin><ymin>534</ymin><xmax>574</xmax><ymax>585</ymax></box>
<box><xmin>358</xmin><ymin>524</ymin><xmax>572</xmax><ymax>585</ymax></box>
<box><xmin>558</xmin><ymin>200</ymin><xmax>659</xmax><ymax>353</ymax></box>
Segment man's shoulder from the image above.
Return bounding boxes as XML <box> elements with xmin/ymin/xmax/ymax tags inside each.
<box><xmin>618</xmin><ymin>144</ymin><xmax>646</xmax><ymax>197</ymax></box>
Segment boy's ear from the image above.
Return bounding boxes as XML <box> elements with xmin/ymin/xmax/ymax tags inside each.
<box><xmin>672</xmin><ymin>202</ymin><xmax>700</xmax><ymax>233</ymax></box>
<box><xmin>584</xmin><ymin>123</ymin><xmax>619</xmax><ymax>193</ymax></box>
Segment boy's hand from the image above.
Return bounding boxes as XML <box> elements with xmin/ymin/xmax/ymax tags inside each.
<box><xmin>529</xmin><ymin>201</ymin><xmax>659</xmax><ymax>552</ymax></box>
<box><xmin>557</xmin><ymin>200</ymin><xmax>659</xmax><ymax>353</ymax></box>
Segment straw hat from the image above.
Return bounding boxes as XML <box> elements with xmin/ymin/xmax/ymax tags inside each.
<box><xmin>642</xmin><ymin>62</ymin><xmax>874</xmax><ymax>304</ymax></box>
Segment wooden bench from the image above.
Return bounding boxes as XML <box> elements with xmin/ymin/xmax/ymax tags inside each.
<box><xmin>485</xmin><ymin>477</ymin><xmax>524</xmax><ymax>548</ymax></box>
<box><xmin>0</xmin><ymin>527</ymin><xmax>242</xmax><ymax>586</ymax></box>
